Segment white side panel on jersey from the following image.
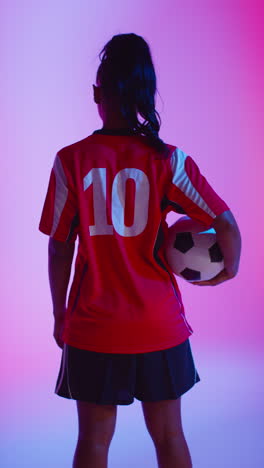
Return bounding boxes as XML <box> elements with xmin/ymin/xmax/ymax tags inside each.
<box><xmin>51</xmin><ymin>154</ymin><xmax>68</xmax><ymax>237</ymax></box>
<box><xmin>171</xmin><ymin>148</ymin><xmax>216</xmax><ymax>218</ymax></box>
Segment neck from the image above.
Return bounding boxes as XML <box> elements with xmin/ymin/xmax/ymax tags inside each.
<box><xmin>101</xmin><ymin>110</ymin><xmax>135</xmax><ymax>129</ymax></box>
<box><xmin>102</xmin><ymin>121</ymin><xmax>132</xmax><ymax>130</ymax></box>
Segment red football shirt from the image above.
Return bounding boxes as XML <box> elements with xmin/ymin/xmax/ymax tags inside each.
<box><xmin>39</xmin><ymin>129</ymin><xmax>230</xmax><ymax>353</ymax></box>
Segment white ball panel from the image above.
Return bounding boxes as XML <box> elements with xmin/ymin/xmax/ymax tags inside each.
<box><xmin>164</xmin><ymin>223</ymin><xmax>224</xmax><ymax>282</ymax></box>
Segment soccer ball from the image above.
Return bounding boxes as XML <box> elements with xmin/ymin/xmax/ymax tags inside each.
<box><xmin>164</xmin><ymin>216</ymin><xmax>224</xmax><ymax>282</ymax></box>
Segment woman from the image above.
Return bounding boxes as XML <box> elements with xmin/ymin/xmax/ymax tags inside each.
<box><xmin>39</xmin><ymin>33</ymin><xmax>241</xmax><ymax>468</ymax></box>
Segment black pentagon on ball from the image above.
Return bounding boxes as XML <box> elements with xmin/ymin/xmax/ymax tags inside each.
<box><xmin>209</xmin><ymin>242</ymin><xmax>223</xmax><ymax>262</ymax></box>
<box><xmin>180</xmin><ymin>268</ymin><xmax>201</xmax><ymax>281</ymax></box>
<box><xmin>173</xmin><ymin>232</ymin><xmax>194</xmax><ymax>253</ymax></box>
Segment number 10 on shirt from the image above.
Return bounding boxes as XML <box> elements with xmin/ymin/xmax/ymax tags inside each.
<box><xmin>83</xmin><ymin>167</ymin><xmax>150</xmax><ymax>237</ymax></box>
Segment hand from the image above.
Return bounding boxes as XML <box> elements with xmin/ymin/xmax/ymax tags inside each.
<box><xmin>53</xmin><ymin>318</ymin><xmax>65</xmax><ymax>349</ymax></box>
<box><xmin>191</xmin><ymin>268</ymin><xmax>235</xmax><ymax>286</ymax></box>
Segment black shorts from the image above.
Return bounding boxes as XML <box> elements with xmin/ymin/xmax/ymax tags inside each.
<box><xmin>54</xmin><ymin>338</ymin><xmax>201</xmax><ymax>405</ymax></box>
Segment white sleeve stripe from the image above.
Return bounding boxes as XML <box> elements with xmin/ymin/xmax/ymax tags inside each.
<box><xmin>170</xmin><ymin>148</ymin><xmax>217</xmax><ymax>219</ymax></box>
<box><xmin>51</xmin><ymin>154</ymin><xmax>68</xmax><ymax>236</ymax></box>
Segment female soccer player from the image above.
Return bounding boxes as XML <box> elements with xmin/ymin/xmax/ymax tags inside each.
<box><xmin>39</xmin><ymin>33</ymin><xmax>241</xmax><ymax>468</ymax></box>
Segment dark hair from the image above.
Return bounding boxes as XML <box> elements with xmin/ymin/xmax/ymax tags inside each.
<box><xmin>96</xmin><ymin>33</ymin><xmax>170</xmax><ymax>159</ymax></box>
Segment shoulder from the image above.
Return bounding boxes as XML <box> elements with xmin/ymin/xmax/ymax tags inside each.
<box><xmin>55</xmin><ymin>135</ymin><xmax>96</xmax><ymax>168</ymax></box>
<box><xmin>57</xmin><ymin>135</ymin><xmax>94</xmax><ymax>156</ymax></box>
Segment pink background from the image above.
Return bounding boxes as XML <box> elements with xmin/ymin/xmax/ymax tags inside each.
<box><xmin>2</xmin><ymin>1</ymin><xmax>263</xmax><ymax>467</ymax></box>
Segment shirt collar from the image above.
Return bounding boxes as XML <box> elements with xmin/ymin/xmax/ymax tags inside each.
<box><xmin>92</xmin><ymin>127</ymin><xmax>138</xmax><ymax>136</ymax></box>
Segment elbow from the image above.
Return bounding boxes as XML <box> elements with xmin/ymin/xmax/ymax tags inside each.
<box><xmin>211</xmin><ymin>210</ymin><xmax>240</xmax><ymax>232</ymax></box>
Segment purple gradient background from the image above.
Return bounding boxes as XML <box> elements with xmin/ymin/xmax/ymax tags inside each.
<box><xmin>1</xmin><ymin>1</ymin><xmax>263</xmax><ymax>467</ymax></box>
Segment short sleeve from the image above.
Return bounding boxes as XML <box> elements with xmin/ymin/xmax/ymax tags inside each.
<box><xmin>164</xmin><ymin>147</ymin><xmax>230</xmax><ymax>229</ymax></box>
<box><xmin>38</xmin><ymin>152</ymin><xmax>79</xmax><ymax>243</ymax></box>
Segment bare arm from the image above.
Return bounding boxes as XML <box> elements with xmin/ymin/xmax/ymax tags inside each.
<box><xmin>48</xmin><ymin>238</ymin><xmax>75</xmax><ymax>320</ymax></box>
<box><xmin>191</xmin><ymin>210</ymin><xmax>242</xmax><ymax>286</ymax></box>
<box><xmin>211</xmin><ymin>210</ymin><xmax>242</xmax><ymax>278</ymax></box>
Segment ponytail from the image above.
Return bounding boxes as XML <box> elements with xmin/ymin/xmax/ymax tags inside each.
<box><xmin>96</xmin><ymin>33</ymin><xmax>170</xmax><ymax>159</ymax></box>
